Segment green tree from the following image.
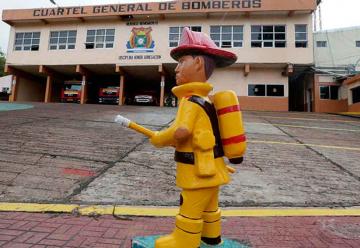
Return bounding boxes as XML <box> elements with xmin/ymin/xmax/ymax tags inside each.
<box><xmin>0</xmin><ymin>48</ymin><xmax>5</xmax><ymax>77</ymax></box>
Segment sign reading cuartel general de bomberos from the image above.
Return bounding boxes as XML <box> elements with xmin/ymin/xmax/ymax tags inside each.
<box><xmin>33</xmin><ymin>1</ymin><xmax>262</xmax><ymax>17</ymax></box>
<box><xmin>2</xmin><ymin>0</ymin><xmax>318</xmax><ymax>22</ymax></box>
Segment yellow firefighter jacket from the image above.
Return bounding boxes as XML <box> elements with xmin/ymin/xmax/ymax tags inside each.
<box><xmin>151</xmin><ymin>82</ymin><xmax>230</xmax><ymax>189</ymax></box>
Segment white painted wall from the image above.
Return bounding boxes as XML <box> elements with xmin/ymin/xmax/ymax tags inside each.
<box><xmin>318</xmin><ymin>75</ymin><xmax>335</xmax><ymax>83</ymax></box>
<box><xmin>0</xmin><ymin>75</ymin><xmax>12</xmax><ymax>93</ymax></box>
<box><xmin>314</xmin><ymin>27</ymin><xmax>360</xmax><ymax>68</ymax></box>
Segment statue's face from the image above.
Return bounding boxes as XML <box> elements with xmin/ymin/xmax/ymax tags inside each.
<box><xmin>175</xmin><ymin>55</ymin><xmax>198</xmax><ymax>85</ymax></box>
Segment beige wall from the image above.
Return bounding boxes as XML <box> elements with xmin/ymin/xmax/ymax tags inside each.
<box><xmin>16</xmin><ymin>77</ymin><xmax>45</xmax><ymax>101</ymax></box>
<box><xmin>339</xmin><ymin>84</ymin><xmax>348</xmax><ymax>100</ymax></box>
<box><xmin>6</xmin><ymin>13</ymin><xmax>313</xmax><ymax>66</ymax></box>
<box><xmin>209</xmin><ymin>67</ymin><xmax>288</xmax><ymax>111</ymax></box>
<box><xmin>210</xmin><ymin>67</ymin><xmax>288</xmax><ymax>96</ymax></box>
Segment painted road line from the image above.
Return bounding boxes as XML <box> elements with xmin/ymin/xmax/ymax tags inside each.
<box><xmin>0</xmin><ymin>203</ymin><xmax>78</xmax><ymax>212</ymax></box>
<box><xmin>78</xmin><ymin>205</ymin><xmax>115</xmax><ymax>215</ymax></box>
<box><xmin>257</xmin><ymin>115</ymin><xmax>359</xmax><ymax>124</ymax></box>
<box><xmin>114</xmin><ymin>206</ymin><xmax>177</xmax><ymax>216</ymax></box>
<box><xmin>338</xmin><ymin>112</ymin><xmax>360</xmax><ymax>115</ymax></box>
<box><xmin>221</xmin><ymin>208</ymin><xmax>360</xmax><ymax>217</ymax></box>
<box><xmin>249</xmin><ymin>122</ymin><xmax>360</xmax><ymax>132</ymax></box>
<box><xmin>248</xmin><ymin>140</ymin><xmax>360</xmax><ymax>152</ymax></box>
<box><xmin>1</xmin><ymin>203</ymin><xmax>360</xmax><ymax>217</ymax></box>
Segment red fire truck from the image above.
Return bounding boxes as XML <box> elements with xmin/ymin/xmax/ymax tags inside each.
<box><xmin>98</xmin><ymin>85</ymin><xmax>119</xmax><ymax>104</ymax></box>
<box><xmin>61</xmin><ymin>81</ymin><xmax>82</xmax><ymax>103</ymax></box>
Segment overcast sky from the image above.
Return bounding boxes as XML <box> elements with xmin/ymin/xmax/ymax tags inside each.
<box><xmin>1</xmin><ymin>0</ymin><xmax>360</xmax><ymax>54</ymax></box>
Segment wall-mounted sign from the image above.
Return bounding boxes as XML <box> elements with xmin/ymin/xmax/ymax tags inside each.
<box><xmin>30</xmin><ymin>1</ymin><xmax>263</xmax><ymax>17</ymax></box>
<box><xmin>126</xmin><ymin>27</ymin><xmax>155</xmax><ymax>53</ymax></box>
<box><xmin>126</xmin><ymin>21</ymin><xmax>158</xmax><ymax>26</ymax></box>
<box><xmin>119</xmin><ymin>55</ymin><xmax>161</xmax><ymax>60</ymax></box>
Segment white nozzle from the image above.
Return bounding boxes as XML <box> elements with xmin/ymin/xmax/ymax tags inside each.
<box><xmin>115</xmin><ymin>115</ymin><xmax>131</xmax><ymax>127</ymax></box>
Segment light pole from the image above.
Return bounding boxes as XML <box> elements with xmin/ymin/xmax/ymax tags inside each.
<box><xmin>49</xmin><ymin>0</ymin><xmax>60</xmax><ymax>7</ymax></box>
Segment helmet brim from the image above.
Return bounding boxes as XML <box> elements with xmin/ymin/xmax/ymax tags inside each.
<box><xmin>170</xmin><ymin>45</ymin><xmax>237</xmax><ymax>68</ymax></box>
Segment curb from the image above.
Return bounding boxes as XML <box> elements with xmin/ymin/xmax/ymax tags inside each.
<box><xmin>1</xmin><ymin>203</ymin><xmax>360</xmax><ymax>217</ymax></box>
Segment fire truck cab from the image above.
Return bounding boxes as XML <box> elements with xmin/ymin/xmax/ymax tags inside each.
<box><xmin>98</xmin><ymin>85</ymin><xmax>119</xmax><ymax>104</ymax></box>
<box><xmin>61</xmin><ymin>81</ymin><xmax>82</xmax><ymax>103</ymax></box>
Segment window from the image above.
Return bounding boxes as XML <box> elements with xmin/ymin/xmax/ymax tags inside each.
<box><xmin>210</xmin><ymin>25</ymin><xmax>243</xmax><ymax>48</ymax></box>
<box><xmin>85</xmin><ymin>29</ymin><xmax>115</xmax><ymax>49</ymax></box>
<box><xmin>49</xmin><ymin>30</ymin><xmax>77</xmax><ymax>50</ymax></box>
<box><xmin>267</xmin><ymin>85</ymin><xmax>284</xmax><ymax>97</ymax></box>
<box><xmin>251</xmin><ymin>25</ymin><xmax>286</xmax><ymax>48</ymax></box>
<box><xmin>352</xmin><ymin>86</ymin><xmax>360</xmax><ymax>104</ymax></box>
<box><xmin>14</xmin><ymin>32</ymin><xmax>40</xmax><ymax>51</ymax></box>
<box><xmin>320</xmin><ymin>85</ymin><xmax>339</xmax><ymax>100</ymax></box>
<box><xmin>169</xmin><ymin>26</ymin><xmax>202</xmax><ymax>47</ymax></box>
<box><xmin>316</xmin><ymin>41</ymin><xmax>327</xmax><ymax>47</ymax></box>
<box><xmin>248</xmin><ymin>85</ymin><xmax>265</xmax><ymax>96</ymax></box>
<box><xmin>64</xmin><ymin>84</ymin><xmax>81</xmax><ymax>91</ymax></box>
<box><xmin>356</xmin><ymin>41</ymin><xmax>360</xmax><ymax>47</ymax></box>
<box><xmin>295</xmin><ymin>25</ymin><xmax>307</xmax><ymax>48</ymax></box>
<box><xmin>248</xmin><ymin>84</ymin><xmax>285</xmax><ymax>97</ymax></box>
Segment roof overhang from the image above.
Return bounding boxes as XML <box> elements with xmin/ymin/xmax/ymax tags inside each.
<box><xmin>344</xmin><ymin>74</ymin><xmax>360</xmax><ymax>85</ymax></box>
<box><xmin>2</xmin><ymin>0</ymin><xmax>318</xmax><ymax>26</ymax></box>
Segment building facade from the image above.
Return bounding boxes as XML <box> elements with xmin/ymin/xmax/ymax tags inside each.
<box><xmin>311</xmin><ymin>27</ymin><xmax>360</xmax><ymax>113</ymax></box>
<box><xmin>2</xmin><ymin>0</ymin><xmax>318</xmax><ymax>110</ymax></box>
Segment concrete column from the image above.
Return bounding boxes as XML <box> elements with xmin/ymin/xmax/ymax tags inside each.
<box><xmin>160</xmin><ymin>75</ymin><xmax>165</xmax><ymax>107</ymax></box>
<box><xmin>9</xmin><ymin>75</ymin><xmax>18</xmax><ymax>102</ymax></box>
<box><xmin>119</xmin><ymin>75</ymin><xmax>125</xmax><ymax>106</ymax></box>
<box><xmin>44</xmin><ymin>75</ymin><xmax>52</xmax><ymax>103</ymax></box>
<box><xmin>80</xmin><ymin>75</ymin><xmax>87</xmax><ymax>104</ymax></box>
<box><xmin>348</xmin><ymin>87</ymin><xmax>353</xmax><ymax>106</ymax></box>
<box><xmin>313</xmin><ymin>74</ymin><xmax>318</xmax><ymax>112</ymax></box>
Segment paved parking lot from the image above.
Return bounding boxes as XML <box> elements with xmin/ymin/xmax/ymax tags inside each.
<box><xmin>0</xmin><ymin>102</ymin><xmax>360</xmax><ymax>208</ymax></box>
<box><xmin>1</xmin><ymin>102</ymin><xmax>360</xmax><ymax>248</ymax></box>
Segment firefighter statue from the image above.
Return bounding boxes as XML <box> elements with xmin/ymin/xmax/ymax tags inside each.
<box><xmin>116</xmin><ymin>27</ymin><xmax>246</xmax><ymax>248</ymax></box>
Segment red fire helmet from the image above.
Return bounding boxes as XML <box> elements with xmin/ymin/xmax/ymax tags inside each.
<box><xmin>170</xmin><ymin>27</ymin><xmax>237</xmax><ymax>68</ymax></box>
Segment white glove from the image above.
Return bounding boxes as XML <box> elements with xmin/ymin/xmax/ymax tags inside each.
<box><xmin>114</xmin><ymin>115</ymin><xmax>131</xmax><ymax>127</ymax></box>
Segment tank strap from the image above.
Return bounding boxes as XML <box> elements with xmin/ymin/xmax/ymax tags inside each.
<box><xmin>188</xmin><ymin>95</ymin><xmax>224</xmax><ymax>158</ymax></box>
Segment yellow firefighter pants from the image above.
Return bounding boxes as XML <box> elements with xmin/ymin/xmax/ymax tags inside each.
<box><xmin>179</xmin><ymin>187</ymin><xmax>222</xmax><ymax>240</ymax></box>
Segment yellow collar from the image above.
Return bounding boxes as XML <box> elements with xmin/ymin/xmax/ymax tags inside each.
<box><xmin>172</xmin><ymin>82</ymin><xmax>213</xmax><ymax>99</ymax></box>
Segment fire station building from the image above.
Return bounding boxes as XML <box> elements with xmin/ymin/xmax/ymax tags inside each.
<box><xmin>2</xmin><ymin>0</ymin><xmax>318</xmax><ymax>111</ymax></box>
